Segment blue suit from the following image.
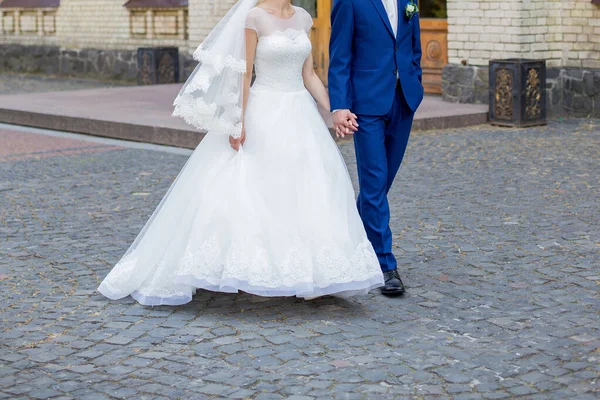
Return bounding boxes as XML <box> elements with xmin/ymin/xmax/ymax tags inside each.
<box><xmin>329</xmin><ymin>0</ymin><xmax>424</xmax><ymax>272</ymax></box>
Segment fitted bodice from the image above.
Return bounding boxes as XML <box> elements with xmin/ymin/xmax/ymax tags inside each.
<box><xmin>246</xmin><ymin>6</ymin><xmax>313</xmax><ymax>92</ymax></box>
<box><xmin>253</xmin><ymin>29</ymin><xmax>312</xmax><ymax>91</ymax></box>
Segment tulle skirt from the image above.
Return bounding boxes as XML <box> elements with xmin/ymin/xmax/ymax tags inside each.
<box><xmin>98</xmin><ymin>86</ymin><xmax>384</xmax><ymax>306</ymax></box>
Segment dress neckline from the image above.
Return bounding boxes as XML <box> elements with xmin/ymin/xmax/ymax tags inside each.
<box><xmin>256</xmin><ymin>5</ymin><xmax>297</xmax><ymax>21</ymax></box>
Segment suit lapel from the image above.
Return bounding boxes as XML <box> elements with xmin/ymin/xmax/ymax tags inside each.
<box><xmin>396</xmin><ymin>0</ymin><xmax>410</xmax><ymax>44</ymax></box>
<box><xmin>369</xmin><ymin>0</ymin><xmax>395</xmax><ymax>38</ymax></box>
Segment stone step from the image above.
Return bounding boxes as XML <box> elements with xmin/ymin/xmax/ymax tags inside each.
<box><xmin>0</xmin><ymin>84</ymin><xmax>488</xmax><ymax>149</ymax></box>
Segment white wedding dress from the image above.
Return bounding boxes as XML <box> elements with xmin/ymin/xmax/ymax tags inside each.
<box><xmin>98</xmin><ymin>6</ymin><xmax>384</xmax><ymax>306</ymax></box>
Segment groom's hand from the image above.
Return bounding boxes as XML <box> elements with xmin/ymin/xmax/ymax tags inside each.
<box><xmin>333</xmin><ymin>109</ymin><xmax>359</xmax><ymax>138</ymax></box>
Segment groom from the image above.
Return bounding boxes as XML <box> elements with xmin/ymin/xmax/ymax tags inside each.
<box><xmin>329</xmin><ymin>0</ymin><xmax>424</xmax><ymax>296</ymax></box>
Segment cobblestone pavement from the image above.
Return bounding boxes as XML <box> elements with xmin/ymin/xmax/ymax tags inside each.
<box><xmin>0</xmin><ymin>72</ymin><xmax>131</xmax><ymax>95</ymax></box>
<box><xmin>1</xmin><ymin>119</ymin><xmax>599</xmax><ymax>400</ymax></box>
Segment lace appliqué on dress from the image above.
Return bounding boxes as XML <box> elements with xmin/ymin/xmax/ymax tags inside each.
<box><xmin>120</xmin><ymin>237</ymin><xmax>383</xmax><ymax>301</ymax></box>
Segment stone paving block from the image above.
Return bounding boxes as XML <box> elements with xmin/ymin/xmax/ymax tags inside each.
<box><xmin>103</xmin><ymin>335</ymin><xmax>137</xmax><ymax>345</ymax></box>
<box><xmin>138</xmin><ymin>352</ymin><xmax>171</xmax><ymax>360</ymax></box>
<box><xmin>453</xmin><ymin>394</ymin><xmax>484</xmax><ymax>400</ymax></box>
<box><xmin>254</xmin><ymin>394</ymin><xmax>285</xmax><ymax>400</ymax></box>
<box><xmin>508</xmin><ymin>385</ymin><xmax>539</xmax><ymax>396</ymax></box>
<box><xmin>229</xmin><ymin>388</ymin><xmax>256</xmax><ymax>399</ymax></box>
<box><xmin>1</xmin><ymin>120</ymin><xmax>599</xmax><ymax>398</ymax></box>
<box><xmin>29</xmin><ymin>389</ymin><xmax>63</xmax><ymax>399</ymax></box>
<box><xmin>193</xmin><ymin>383</ymin><xmax>236</xmax><ymax>396</ymax></box>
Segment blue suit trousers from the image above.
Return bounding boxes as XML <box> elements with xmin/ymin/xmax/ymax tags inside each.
<box><xmin>353</xmin><ymin>82</ymin><xmax>414</xmax><ymax>272</ymax></box>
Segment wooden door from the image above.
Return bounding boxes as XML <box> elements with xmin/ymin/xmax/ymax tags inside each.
<box><xmin>293</xmin><ymin>0</ymin><xmax>331</xmax><ymax>84</ymax></box>
<box><xmin>419</xmin><ymin>18</ymin><xmax>448</xmax><ymax>94</ymax></box>
<box><xmin>295</xmin><ymin>1</ymin><xmax>447</xmax><ymax>93</ymax></box>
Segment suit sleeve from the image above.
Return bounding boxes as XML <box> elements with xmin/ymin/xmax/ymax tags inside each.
<box><xmin>412</xmin><ymin>2</ymin><xmax>423</xmax><ymax>83</ymax></box>
<box><xmin>328</xmin><ymin>0</ymin><xmax>354</xmax><ymax>112</ymax></box>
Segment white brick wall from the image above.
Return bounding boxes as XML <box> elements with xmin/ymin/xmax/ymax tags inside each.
<box><xmin>58</xmin><ymin>0</ymin><xmax>135</xmax><ymax>48</ymax></box>
<box><xmin>2</xmin><ymin>0</ymin><xmax>598</xmax><ymax>69</ymax></box>
<box><xmin>447</xmin><ymin>0</ymin><xmax>600</xmax><ymax>68</ymax></box>
<box><xmin>187</xmin><ymin>0</ymin><xmax>236</xmax><ymax>52</ymax></box>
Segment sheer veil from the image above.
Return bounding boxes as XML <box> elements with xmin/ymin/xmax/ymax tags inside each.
<box><xmin>172</xmin><ymin>0</ymin><xmax>259</xmax><ymax>138</ymax></box>
<box><xmin>98</xmin><ymin>0</ymin><xmax>260</xmax><ymax>302</ymax></box>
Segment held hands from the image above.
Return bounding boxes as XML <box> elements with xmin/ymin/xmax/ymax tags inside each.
<box><xmin>229</xmin><ymin>126</ymin><xmax>246</xmax><ymax>151</ymax></box>
<box><xmin>332</xmin><ymin>109</ymin><xmax>359</xmax><ymax>138</ymax></box>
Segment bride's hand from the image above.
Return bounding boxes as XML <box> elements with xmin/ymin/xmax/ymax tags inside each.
<box><xmin>229</xmin><ymin>126</ymin><xmax>246</xmax><ymax>151</ymax></box>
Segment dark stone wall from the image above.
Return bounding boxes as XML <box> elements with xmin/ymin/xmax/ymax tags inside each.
<box><xmin>561</xmin><ymin>68</ymin><xmax>600</xmax><ymax>116</ymax></box>
<box><xmin>0</xmin><ymin>45</ymin><xmax>61</xmax><ymax>75</ymax></box>
<box><xmin>442</xmin><ymin>64</ymin><xmax>488</xmax><ymax>104</ymax></box>
<box><xmin>0</xmin><ymin>44</ymin><xmax>196</xmax><ymax>83</ymax></box>
<box><xmin>442</xmin><ymin>63</ymin><xmax>600</xmax><ymax>118</ymax></box>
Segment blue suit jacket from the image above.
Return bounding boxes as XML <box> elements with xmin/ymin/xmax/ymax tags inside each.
<box><xmin>329</xmin><ymin>0</ymin><xmax>424</xmax><ymax>115</ymax></box>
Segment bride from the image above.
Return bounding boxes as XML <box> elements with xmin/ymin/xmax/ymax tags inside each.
<box><xmin>97</xmin><ymin>0</ymin><xmax>384</xmax><ymax>306</ymax></box>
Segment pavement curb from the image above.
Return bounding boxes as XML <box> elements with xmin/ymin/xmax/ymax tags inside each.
<box><xmin>0</xmin><ymin>106</ymin><xmax>488</xmax><ymax>149</ymax></box>
<box><xmin>412</xmin><ymin>110</ymin><xmax>489</xmax><ymax>131</ymax></box>
<box><xmin>0</xmin><ymin>108</ymin><xmax>205</xmax><ymax>149</ymax></box>
<box><xmin>0</xmin><ymin>83</ymin><xmax>489</xmax><ymax>149</ymax></box>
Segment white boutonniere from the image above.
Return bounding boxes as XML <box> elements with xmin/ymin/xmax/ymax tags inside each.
<box><xmin>405</xmin><ymin>1</ymin><xmax>419</xmax><ymax>19</ymax></box>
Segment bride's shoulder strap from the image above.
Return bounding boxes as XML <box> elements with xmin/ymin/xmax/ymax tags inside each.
<box><xmin>297</xmin><ymin>7</ymin><xmax>313</xmax><ymax>33</ymax></box>
<box><xmin>246</xmin><ymin>8</ymin><xmax>259</xmax><ymax>31</ymax></box>
<box><xmin>246</xmin><ymin>7</ymin><xmax>269</xmax><ymax>34</ymax></box>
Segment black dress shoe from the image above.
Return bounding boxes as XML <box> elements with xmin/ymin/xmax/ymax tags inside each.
<box><xmin>380</xmin><ymin>269</ymin><xmax>406</xmax><ymax>296</ymax></box>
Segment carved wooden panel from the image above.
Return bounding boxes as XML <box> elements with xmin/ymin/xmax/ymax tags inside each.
<box><xmin>489</xmin><ymin>59</ymin><xmax>546</xmax><ymax>127</ymax></box>
<box><xmin>494</xmin><ymin>68</ymin><xmax>513</xmax><ymax>121</ymax></box>
<box><xmin>419</xmin><ymin>18</ymin><xmax>448</xmax><ymax>94</ymax></box>
<box><xmin>137</xmin><ymin>47</ymin><xmax>179</xmax><ymax>85</ymax></box>
<box><xmin>524</xmin><ymin>67</ymin><xmax>542</xmax><ymax>121</ymax></box>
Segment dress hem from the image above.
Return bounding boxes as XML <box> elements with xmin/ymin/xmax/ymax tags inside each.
<box><xmin>98</xmin><ymin>274</ymin><xmax>384</xmax><ymax>307</ymax></box>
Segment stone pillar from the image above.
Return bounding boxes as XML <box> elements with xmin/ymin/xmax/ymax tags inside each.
<box><xmin>177</xmin><ymin>8</ymin><xmax>186</xmax><ymax>41</ymax></box>
<box><xmin>146</xmin><ymin>9</ymin><xmax>154</xmax><ymax>39</ymax></box>
<box><xmin>37</xmin><ymin>9</ymin><xmax>43</xmax><ymax>37</ymax></box>
<box><xmin>14</xmin><ymin>9</ymin><xmax>20</xmax><ymax>36</ymax></box>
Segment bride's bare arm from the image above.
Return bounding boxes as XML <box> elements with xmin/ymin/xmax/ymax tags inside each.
<box><xmin>242</xmin><ymin>28</ymin><xmax>258</xmax><ymax>121</ymax></box>
<box><xmin>302</xmin><ymin>53</ymin><xmax>331</xmax><ymax>111</ymax></box>
<box><xmin>230</xmin><ymin>28</ymin><xmax>257</xmax><ymax>150</ymax></box>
